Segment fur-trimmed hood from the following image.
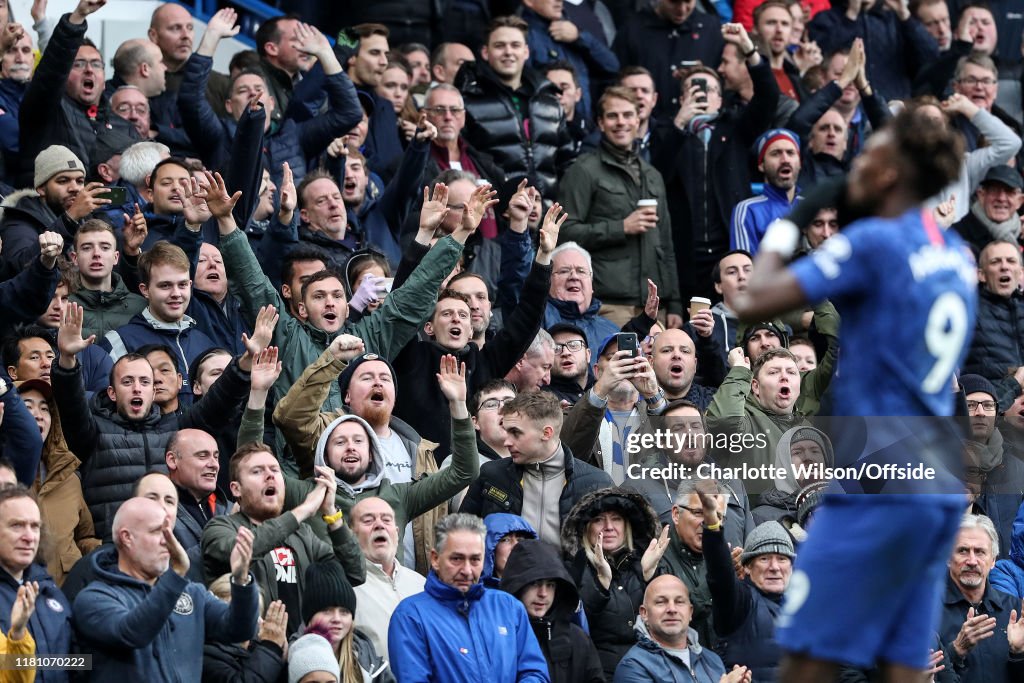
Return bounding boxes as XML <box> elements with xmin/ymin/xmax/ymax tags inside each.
<box><xmin>560</xmin><ymin>486</ymin><xmax>659</xmax><ymax>559</ymax></box>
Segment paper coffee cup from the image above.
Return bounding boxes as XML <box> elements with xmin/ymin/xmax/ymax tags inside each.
<box><xmin>637</xmin><ymin>199</ymin><xmax>658</xmax><ymax>209</ymax></box>
<box><xmin>689</xmin><ymin>296</ymin><xmax>712</xmax><ymax>318</ymax></box>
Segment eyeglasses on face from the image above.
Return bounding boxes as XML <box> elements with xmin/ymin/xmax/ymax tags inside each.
<box><xmin>554</xmin><ymin>340</ymin><xmax>586</xmax><ymax>353</ymax></box>
<box><xmin>479</xmin><ymin>397</ymin><xmax>513</xmax><ymax>411</ymax></box>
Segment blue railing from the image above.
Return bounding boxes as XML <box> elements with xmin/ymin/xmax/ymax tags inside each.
<box><xmin>176</xmin><ymin>0</ymin><xmax>285</xmax><ymax>46</ymax></box>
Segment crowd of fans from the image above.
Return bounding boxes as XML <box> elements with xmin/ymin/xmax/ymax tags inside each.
<box><xmin>0</xmin><ymin>0</ymin><xmax>1022</xmax><ymax>680</ymax></box>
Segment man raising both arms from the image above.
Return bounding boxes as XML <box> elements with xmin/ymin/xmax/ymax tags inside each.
<box><xmin>732</xmin><ymin>111</ymin><xmax>979</xmax><ymax>681</ymax></box>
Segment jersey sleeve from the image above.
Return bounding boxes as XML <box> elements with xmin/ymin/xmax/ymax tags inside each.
<box><xmin>789</xmin><ymin>223</ymin><xmax>878</xmax><ymax>304</ymax></box>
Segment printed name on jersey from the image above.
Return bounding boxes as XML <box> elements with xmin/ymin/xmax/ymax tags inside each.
<box><xmin>908</xmin><ymin>244</ymin><xmax>976</xmax><ymax>286</ymax></box>
<box><xmin>809</xmin><ymin>233</ymin><xmax>851</xmax><ymax>280</ymax></box>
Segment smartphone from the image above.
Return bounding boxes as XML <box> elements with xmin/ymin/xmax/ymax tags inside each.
<box><xmin>381</xmin><ymin>277</ymin><xmax>395</xmax><ymax>293</ymax></box>
<box><xmin>617</xmin><ymin>332</ymin><xmax>640</xmax><ymax>359</ymax></box>
<box><xmin>692</xmin><ymin>77</ymin><xmax>708</xmax><ymax>103</ymax></box>
<box><xmin>101</xmin><ymin>186</ymin><xmax>127</xmax><ymax>205</ymax></box>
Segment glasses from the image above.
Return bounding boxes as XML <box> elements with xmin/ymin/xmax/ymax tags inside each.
<box><xmin>677</xmin><ymin>505</ymin><xmax>704</xmax><ymax>519</ymax></box>
<box><xmin>959</xmin><ymin>76</ymin><xmax>997</xmax><ymax>87</ymax></box>
<box><xmin>479</xmin><ymin>397</ymin><xmax>513</xmax><ymax>411</ymax></box>
<box><xmin>966</xmin><ymin>400</ymin><xmax>997</xmax><ymax>413</ymax></box>
<box><xmin>553</xmin><ymin>267</ymin><xmax>590</xmax><ymax>278</ymax></box>
<box><xmin>72</xmin><ymin>59</ymin><xmax>104</xmax><ymax>71</ymax></box>
<box><xmin>554</xmin><ymin>340</ymin><xmax>586</xmax><ymax>353</ymax></box>
<box><xmin>114</xmin><ymin>103</ymin><xmax>150</xmax><ymax>116</ymax></box>
<box><xmin>424</xmin><ymin>106</ymin><xmax>465</xmax><ymax>116</ymax></box>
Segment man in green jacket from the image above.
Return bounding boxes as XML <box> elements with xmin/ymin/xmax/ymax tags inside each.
<box><xmin>277</xmin><ymin>341</ymin><xmax>480</xmax><ymax>563</ymax></box>
<box><xmin>201</xmin><ymin>443</ymin><xmax>365</xmax><ymax>636</ymax></box>
<box><xmin>209</xmin><ymin>171</ymin><xmax>495</xmax><ymax>415</ymax></box>
<box><xmin>69</xmin><ymin>219</ymin><xmax>146</xmax><ymax>339</ymax></box>
<box><xmin>558</xmin><ymin>85</ymin><xmax>681</xmax><ymax>327</ymax></box>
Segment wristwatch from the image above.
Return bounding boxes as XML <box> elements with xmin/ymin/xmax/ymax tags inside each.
<box><xmin>644</xmin><ymin>390</ymin><xmax>666</xmax><ymax>406</ymax></box>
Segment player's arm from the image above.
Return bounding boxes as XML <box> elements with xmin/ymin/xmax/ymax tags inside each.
<box><xmin>733</xmin><ymin>249</ymin><xmax>809</xmax><ymax>322</ymax></box>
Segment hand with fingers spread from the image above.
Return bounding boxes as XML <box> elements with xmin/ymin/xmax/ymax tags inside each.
<box><xmin>58</xmin><ymin>302</ymin><xmax>96</xmax><ymax>368</ymax></box>
<box><xmin>924</xmin><ymin>648</ymin><xmax>946</xmax><ymax>677</ymax></box>
<box><xmin>202</xmin><ymin>171</ymin><xmax>243</xmax><ymax>220</ymax></box>
<box><xmin>258</xmin><ymin>601</ymin><xmax>289</xmax><ymax>649</ymax></box>
<box><xmin>229</xmin><ymin>526</ymin><xmax>255</xmax><ymax>585</ymax></box>
<box><xmin>536</xmin><ymin>202</ymin><xmax>568</xmax><ymax>264</ymax></box>
<box><xmin>243</xmin><ymin>305</ymin><xmax>280</xmax><ymax>356</ymax></box>
<box><xmin>437</xmin><ymin>354</ymin><xmax>469</xmax><ymax>417</ymax></box>
<box><xmin>250</xmin><ymin>347</ymin><xmax>283</xmax><ymax>393</ymax></box>
<box><xmin>163</xmin><ymin>515</ymin><xmax>190</xmax><ymax>577</ymax></box>
<box><xmin>294</xmin><ymin>22</ymin><xmax>340</xmax><ymax>73</ymax></box>
<box><xmin>178</xmin><ymin>176</ymin><xmax>212</xmax><ymax>227</ymax></box>
<box><xmin>328</xmin><ymin>334</ymin><xmax>366</xmax><ymax>362</ymax></box>
<box><xmin>641</xmin><ymin>524</ymin><xmax>671</xmax><ymax>580</ymax></box>
<box><xmin>9</xmin><ymin>581</ymin><xmax>38</xmax><ymax>641</ymax></box>
<box><xmin>197</xmin><ymin>7</ymin><xmax>239</xmax><ymax>56</ymax></box>
<box><xmin>67</xmin><ymin>181</ymin><xmax>113</xmax><ymax>220</ymax></box>
<box><xmin>122</xmin><ymin>204</ymin><xmax>148</xmax><ymax>256</ymax></box>
<box><xmin>419</xmin><ymin>183</ymin><xmax>450</xmax><ymax>234</ymax></box>
<box><xmin>459</xmin><ymin>183</ymin><xmax>499</xmax><ymax>237</ymax></box>
<box><xmin>279</xmin><ymin>162</ymin><xmax>296</xmax><ymax>224</ymax></box>
<box><xmin>38</xmin><ymin>230</ymin><xmax>64</xmax><ymax>269</ymax></box>
<box><xmin>953</xmin><ymin>606</ymin><xmax>998</xmax><ymax>657</ymax></box>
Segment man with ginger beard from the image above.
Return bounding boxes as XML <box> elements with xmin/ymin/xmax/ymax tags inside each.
<box><xmin>964</xmin><ymin>240</ymin><xmax>1024</xmax><ymax>411</ymax></box>
<box><xmin>938</xmin><ymin>514</ymin><xmax>1024</xmax><ymax>683</ymax></box>
<box><xmin>272</xmin><ymin>335</ymin><xmax>461</xmax><ymax>574</ymax></box>
<box><xmin>202</xmin><ymin>443</ymin><xmax>365</xmax><ymax>636</ymax></box>
<box><xmin>349</xmin><ymin>497</ymin><xmax>424</xmax><ymax>659</ymax></box>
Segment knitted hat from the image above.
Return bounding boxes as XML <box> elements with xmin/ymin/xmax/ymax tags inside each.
<box><xmin>288</xmin><ymin>633</ymin><xmax>340</xmax><ymax>683</ymax></box>
<box><xmin>960</xmin><ymin>374</ymin><xmax>998</xmax><ymax>401</ymax></box>
<box><xmin>754</xmin><ymin>128</ymin><xmax>800</xmax><ymax>166</ymax></box>
<box><xmin>301</xmin><ymin>562</ymin><xmax>357</xmax><ymax>624</ymax></box>
<box><xmin>740</xmin><ymin>521</ymin><xmax>797</xmax><ymax>564</ymax></box>
<box><xmin>740</xmin><ymin>321</ymin><xmax>789</xmax><ymax>353</ymax></box>
<box><xmin>789</xmin><ymin>427</ymin><xmax>828</xmax><ymax>456</ymax></box>
<box><xmin>337</xmin><ymin>353</ymin><xmax>397</xmax><ymax>405</ymax></box>
<box><xmin>34</xmin><ymin>145</ymin><xmax>85</xmax><ymax>188</ymax></box>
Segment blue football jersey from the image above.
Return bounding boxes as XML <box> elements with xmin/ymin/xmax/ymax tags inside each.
<box><xmin>790</xmin><ymin>208</ymin><xmax>978</xmax><ymax>417</ymax></box>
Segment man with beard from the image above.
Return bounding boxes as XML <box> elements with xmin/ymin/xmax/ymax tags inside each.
<box><xmin>633</xmin><ymin>402</ymin><xmax>755</xmax><ymax>547</ymax></box>
<box><xmin>730</xmin><ymin>128</ymin><xmax>802</xmax><ymax>253</ymax></box>
<box><xmin>958</xmin><ymin>374</ymin><xmax>1024</xmax><ymax>560</ymax></box>
<box><xmin>350</xmin><ymin>497</ymin><xmax>425</xmax><ymax>659</ymax></box>
<box><xmin>274</xmin><ymin>336</ymin><xmax>471</xmax><ymax>575</ymax></box>
<box><xmin>707</xmin><ymin>347</ymin><xmax>803</xmax><ymax>471</ymax></box>
<box><xmin>1</xmin><ymin>145</ymin><xmax>111</xmax><ymax>272</ymax></box>
<box><xmin>202</xmin><ymin>443</ymin><xmax>365</xmax><ymax>636</ymax></box>
<box><xmin>448</xmin><ymin>272</ymin><xmax>496</xmax><ymax>348</ymax></box>
<box><xmin>18</xmin><ymin>0</ymin><xmax>140</xmax><ymax>186</ymax></box>
<box><xmin>952</xmin><ymin>166</ymin><xmax>1024</xmax><ymax>257</ymax></box>
<box><xmin>753</xmin><ymin>0</ymin><xmax>806</xmax><ymax>103</ymax></box>
<box><xmin>939</xmin><ymin>514</ymin><xmax>1024</xmax><ymax>683</ymax></box>
<box><xmin>391</xmin><ymin>202</ymin><xmax>558</xmax><ymax>459</ymax></box>
<box><xmin>543</xmin><ymin>323</ymin><xmax>593</xmax><ymax>406</ymax></box>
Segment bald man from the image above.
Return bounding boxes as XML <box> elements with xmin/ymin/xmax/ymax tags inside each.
<box><xmin>73</xmin><ymin>497</ymin><xmax>258</xmax><ymax>681</ymax></box>
<box><xmin>111</xmin><ymin>38</ymin><xmax>167</xmax><ymax>98</ymax></box>
<box><xmin>616</xmin><ymin>575</ymin><xmax>749</xmax><ymax>682</ymax></box>
<box><xmin>166</xmin><ymin>429</ymin><xmax>229</xmax><ymax>580</ymax></box>
<box><xmin>649</xmin><ymin>327</ymin><xmax>721</xmax><ymax>410</ymax></box>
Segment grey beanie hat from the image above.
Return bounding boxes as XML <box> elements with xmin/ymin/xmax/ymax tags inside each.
<box><xmin>288</xmin><ymin>633</ymin><xmax>340</xmax><ymax>683</ymax></box>
<box><xmin>34</xmin><ymin>145</ymin><xmax>85</xmax><ymax>188</ymax></box>
<box><xmin>740</xmin><ymin>521</ymin><xmax>797</xmax><ymax>564</ymax></box>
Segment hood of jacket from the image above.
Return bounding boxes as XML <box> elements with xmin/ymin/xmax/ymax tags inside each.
<box><xmin>560</xmin><ymin>486</ymin><xmax>660</xmax><ymax>559</ymax></box>
<box><xmin>89</xmin><ymin>543</ymin><xmax>152</xmax><ymax>589</ymax></box>
<box><xmin>1</xmin><ymin>188</ymin><xmax>57</xmax><ymax>224</ymax></box>
<box><xmin>773</xmin><ymin>425</ymin><xmax>835</xmax><ymax>494</ymax></box>
<box><xmin>500</xmin><ymin>538</ymin><xmax>580</xmax><ymax>617</ymax></box>
<box><xmin>633</xmin><ymin>617</ymin><xmax>707</xmax><ymax>653</ymax></box>
<box><xmin>313</xmin><ymin>413</ymin><xmax>387</xmax><ymax>496</ymax></box>
<box><xmin>482</xmin><ymin>513</ymin><xmax>537</xmax><ymax>584</ymax></box>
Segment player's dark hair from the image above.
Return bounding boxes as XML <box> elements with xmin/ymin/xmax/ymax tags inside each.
<box><xmin>890</xmin><ymin>109</ymin><xmax>964</xmax><ymax>201</ymax></box>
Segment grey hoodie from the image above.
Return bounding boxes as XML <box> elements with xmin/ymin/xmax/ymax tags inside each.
<box><xmin>314</xmin><ymin>413</ymin><xmax>388</xmax><ymax>497</ymax></box>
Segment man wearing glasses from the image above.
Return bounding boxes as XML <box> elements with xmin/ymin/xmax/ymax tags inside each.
<box><xmin>543</xmin><ymin>323</ymin><xmax>593</xmax><ymax>407</ymax></box>
<box><xmin>959</xmin><ymin>374</ymin><xmax>1024</xmax><ymax>563</ymax></box>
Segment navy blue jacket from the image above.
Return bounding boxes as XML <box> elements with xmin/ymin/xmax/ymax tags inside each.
<box><xmin>938</xmin><ymin>576</ymin><xmax>1024</xmax><ymax>682</ymax></box>
<box><xmin>0</xmin><ymin>562</ymin><xmax>73</xmax><ymax>683</ymax></box>
<box><xmin>0</xmin><ymin>255</ymin><xmax>58</xmax><ymax>325</ymax></box>
<box><xmin>0</xmin><ymin>387</ymin><xmax>42</xmax><ymax>485</ymax></box>
<box><xmin>73</xmin><ymin>545</ymin><xmax>258</xmax><ymax>683</ymax></box>
<box><xmin>0</xmin><ymin>77</ymin><xmax>26</xmax><ymax>180</ymax></box>
<box><xmin>992</xmin><ymin>501</ymin><xmax>1024</xmax><ymax>598</ymax></box>
<box><xmin>0</xmin><ymin>190</ymin><xmax>81</xmax><ymax>274</ymax></box>
<box><xmin>178</xmin><ymin>53</ymin><xmax>361</xmax><ymax>189</ymax></box>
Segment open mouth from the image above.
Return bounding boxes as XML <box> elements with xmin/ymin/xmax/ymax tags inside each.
<box><xmin>129</xmin><ymin>398</ymin><xmax>145</xmax><ymax>411</ymax></box>
<box><xmin>322</xmin><ymin>312</ymin><xmax>338</xmax><ymax>322</ymax></box>
<box><xmin>343</xmin><ymin>178</ymin><xmax>357</xmax><ymax>192</ymax></box>
<box><xmin>263</xmin><ymin>486</ymin><xmax>277</xmax><ymax>498</ymax></box>
<box><xmin>560</xmin><ymin>359</ymin><xmax>575</xmax><ymax>370</ymax></box>
<box><xmin>371</xmin><ymin>532</ymin><xmax>390</xmax><ymax>546</ymax></box>
<box><xmin>778</xmin><ymin>386</ymin><xmax>792</xmax><ymax>400</ymax></box>
<box><xmin>449</xmin><ymin>326</ymin><xmax>463</xmax><ymax>340</ymax></box>
<box><xmin>370</xmin><ymin>389</ymin><xmax>385</xmax><ymax>402</ymax></box>
<box><xmin>670</xmin><ymin>363</ymin><xmax>684</xmax><ymax>376</ymax></box>
<box><xmin>205</xmin><ymin>272</ymin><xmax>221</xmax><ymax>282</ymax></box>
<box><xmin>342</xmin><ymin>455</ymin><xmax>361</xmax><ymax>466</ymax></box>
<box><xmin>82</xmin><ymin>76</ymin><xmax>96</xmax><ymax>92</ymax></box>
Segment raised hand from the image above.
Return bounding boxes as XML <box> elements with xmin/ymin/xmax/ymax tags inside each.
<box><xmin>838</xmin><ymin>38</ymin><xmax>863</xmax><ymax>88</ymax></box>
<box><xmin>1008</xmin><ymin>600</ymin><xmax>1024</xmax><ymax>654</ymax></box>
<box><xmin>67</xmin><ymin>182</ymin><xmax>112</xmax><ymax>220</ymax></box>
<box><xmin>294</xmin><ymin>21</ymin><xmax>330</xmax><ymax>58</ymax></box>
<box><xmin>178</xmin><ymin>176</ymin><xmax>212</xmax><ymax>226</ymax></box>
<box><xmin>728</xmin><ymin>346</ymin><xmax>750</xmax><ymax>369</ymax></box>
<box><xmin>38</xmin><ymin>230</ymin><xmax>64</xmax><ymax>269</ymax></box>
<box><xmin>0</xmin><ymin>23</ymin><xmax>25</xmax><ymax>52</ymax></box>
<box><xmin>57</xmin><ymin>302</ymin><xmax>96</xmax><ymax>367</ymax></box>
<box><xmin>793</xmin><ymin>39</ymin><xmax>822</xmax><ymax>75</ymax></box>
<box><xmin>537</xmin><ymin>202</ymin><xmax>568</xmax><ymax>263</ymax></box>
<box><xmin>507</xmin><ymin>179</ymin><xmax>535</xmax><ymax>234</ymax></box>
<box><xmin>229</xmin><ymin>526</ymin><xmax>254</xmax><ymax>584</ymax></box>
<box><xmin>593</xmin><ymin>349</ymin><xmax>638</xmax><ymax>398</ymax></box>
<box><xmin>70</xmin><ymin>0</ymin><xmax>106</xmax><ymax>24</ymax></box>
<box><xmin>690</xmin><ymin>308</ymin><xmax>714</xmax><ymax>337</ymax></box>
<box><xmin>122</xmin><ymin>203</ymin><xmax>148</xmax><ymax>256</ymax></box>
<box><xmin>328</xmin><ymin>334</ymin><xmax>366</xmax><ymax>362</ymax></box>
<box><xmin>312</xmin><ymin>465</ymin><xmax>338</xmax><ymax>516</ymax></box>
<box><xmin>31</xmin><ymin>0</ymin><xmax>48</xmax><ymax>24</ymax></box>
<box><xmin>674</xmin><ymin>82</ymin><xmax>710</xmax><ymax>130</ymax></box>
<box><xmin>258</xmin><ymin>601</ymin><xmax>288</xmax><ymax>649</ymax></box>
<box><xmin>697</xmin><ymin>486</ymin><xmax>723</xmax><ymax>527</ymax></box>
<box><xmin>436</xmin><ymin>354</ymin><xmax>468</xmax><ymax>403</ymax></box>
<box><xmin>419</xmin><ymin>183</ymin><xmax>450</xmax><ymax>233</ymax></box>
<box><xmin>163</xmin><ymin>515</ymin><xmax>190</xmax><ymax>577</ymax></box>
<box><xmin>953</xmin><ymin>606</ymin><xmax>998</xmax><ymax>657</ymax></box>
<box><xmin>460</xmin><ymin>183</ymin><xmax>499</xmax><ymax>233</ymax></box>
<box><xmin>934</xmin><ymin>194</ymin><xmax>957</xmax><ymax>227</ymax></box>
<box><xmin>941</xmin><ymin>93</ymin><xmax>979</xmax><ymax>120</ymax></box>
<box><xmin>349</xmin><ymin>274</ymin><xmax>385</xmax><ymax>313</ymax></box>
<box><xmin>9</xmin><ymin>581</ymin><xmax>38</xmax><ymax>640</ymax></box>
<box><xmin>243</xmin><ymin>305</ymin><xmax>280</xmax><ymax>357</ymax></box>
<box><xmin>206</xmin><ymin>7</ymin><xmax>240</xmax><ymax>41</ymax></box>
<box><xmin>629</xmin><ymin>355</ymin><xmax>660</xmax><ymax>399</ymax></box>
<box><xmin>201</xmin><ymin>171</ymin><xmax>242</xmax><ymax>220</ymax></box>
<box><xmin>413</xmin><ymin>111</ymin><xmax>438</xmax><ymax>143</ymax></box>
<box><xmin>591</xmin><ymin>532</ymin><xmax>613</xmax><ymax>589</ymax></box>
<box><xmin>641</xmin><ymin>524</ymin><xmax>670</xmax><ymax>580</ymax></box>
<box><xmin>644</xmin><ymin>279</ymin><xmax>660</xmax><ymax>320</ymax></box>
<box><xmin>250</xmin><ymin>347</ymin><xmax>282</xmax><ymax>392</ymax></box>
<box><xmin>327</xmin><ymin>136</ymin><xmax>350</xmax><ymax>159</ymax></box>
<box><xmin>279</xmin><ymin>162</ymin><xmax>296</xmax><ymax>218</ymax></box>
<box><xmin>721</xmin><ymin>23</ymin><xmax>755</xmax><ymax>54</ymax></box>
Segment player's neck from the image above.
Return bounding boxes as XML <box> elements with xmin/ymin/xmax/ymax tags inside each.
<box><xmin>875</xmin><ymin>190</ymin><xmax>917</xmax><ymax>218</ymax></box>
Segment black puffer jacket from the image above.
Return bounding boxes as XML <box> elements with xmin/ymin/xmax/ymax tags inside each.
<box><xmin>561</xmin><ymin>487</ymin><xmax>660</xmax><ymax>681</ymax></box>
<box><xmin>501</xmin><ymin>539</ymin><xmax>606</xmax><ymax>683</ymax></box>
<box><xmin>455</xmin><ymin>60</ymin><xmax>573</xmax><ymax>199</ymax></box>
<box><xmin>964</xmin><ymin>287</ymin><xmax>1024</xmax><ymax>412</ymax></box>
<box><xmin>201</xmin><ymin>641</ymin><xmax>285</xmax><ymax>683</ymax></box>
